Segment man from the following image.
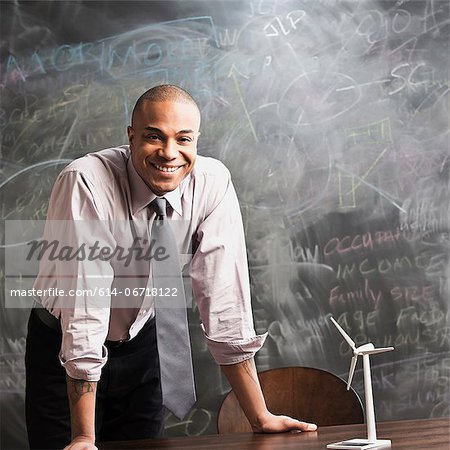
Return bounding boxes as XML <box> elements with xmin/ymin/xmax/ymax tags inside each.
<box><xmin>25</xmin><ymin>85</ymin><xmax>317</xmax><ymax>449</ymax></box>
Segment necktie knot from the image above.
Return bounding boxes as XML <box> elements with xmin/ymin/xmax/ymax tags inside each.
<box><xmin>152</xmin><ymin>197</ymin><xmax>167</xmax><ymax>219</ymax></box>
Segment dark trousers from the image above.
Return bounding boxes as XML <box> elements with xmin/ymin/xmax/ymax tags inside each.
<box><xmin>25</xmin><ymin>309</ymin><xmax>164</xmax><ymax>450</ymax></box>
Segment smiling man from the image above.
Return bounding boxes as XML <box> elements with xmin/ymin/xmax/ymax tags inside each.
<box><xmin>25</xmin><ymin>85</ymin><xmax>317</xmax><ymax>450</ymax></box>
<box><xmin>128</xmin><ymin>88</ymin><xmax>200</xmax><ymax>196</ymax></box>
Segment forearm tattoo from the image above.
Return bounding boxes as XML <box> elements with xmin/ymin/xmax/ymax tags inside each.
<box><xmin>67</xmin><ymin>376</ymin><xmax>95</xmax><ymax>404</ymax></box>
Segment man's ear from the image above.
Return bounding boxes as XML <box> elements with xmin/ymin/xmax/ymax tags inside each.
<box><xmin>127</xmin><ymin>126</ymin><xmax>134</xmax><ymax>148</ymax></box>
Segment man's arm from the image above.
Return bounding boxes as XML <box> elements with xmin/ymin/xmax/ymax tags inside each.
<box><xmin>64</xmin><ymin>376</ymin><xmax>98</xmax><ymax>450</ymax></box>
<box><xmin>190</xmin><ymin>165</ymin><xmax>317</xmax><ymax>432</ymax></box>
<box><xmin>41</xmin><ymin>171</ymin><xmax>112</xmax><ymax>449</ymax></box>
<box><xmin>221</xmin><ymin>358</ymin><xmax>317</xmax><ymax>433</ymax></box>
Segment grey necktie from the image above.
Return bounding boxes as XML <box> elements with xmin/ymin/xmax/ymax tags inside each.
<box><xmin>150</xmin><ymin>197</ymin><xmax>196</xmax><ymax>419</ymax></box>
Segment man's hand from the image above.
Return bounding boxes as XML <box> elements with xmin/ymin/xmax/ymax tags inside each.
<box><xmin>252</xmin><ymin>411</ymin><xmax>317</xmax><ymax>433</ymax></box>
<box><xmin>63</xmin><ymin>436</ymin><xmax>98</xmax><ymax>450</ymax></box>
<box><xmin>220</xmin><ymin>359</ymin><xmax>318</xmax><ymax>434</ymax></box>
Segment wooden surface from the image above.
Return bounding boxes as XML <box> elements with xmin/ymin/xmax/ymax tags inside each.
<box><xmin>218</xmin><ymin>367</ymin><xmax>364</xmax><ymax>433</ymax></box>
<box><xmin>99</xmin><ymin>417</ymin><xmax>450</xmax><ymax>449</ymax></box>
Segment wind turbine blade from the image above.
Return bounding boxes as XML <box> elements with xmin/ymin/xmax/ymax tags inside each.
<box><xmin>361</xmin><ymin>346</ymin><xmax>394</xmax><ymax>355</ymax></box>
<box><xmin>347</xmin><ymin>355</ymin><xmax>358</xmax><ymax>390</ymax></box>
<box><xmin>330</xmin><ymin>317</ymin><xmax>356</xmax><ymax>350</ymax></box>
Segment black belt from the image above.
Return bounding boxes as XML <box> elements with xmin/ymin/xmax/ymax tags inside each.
<box><xmin>105</xmin><ymin>339</ymin><xmax>126</xmax><ymax>348</ymax></box>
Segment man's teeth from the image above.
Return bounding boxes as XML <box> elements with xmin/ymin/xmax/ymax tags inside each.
<box><xmin>153</xmin><ymin>164</ymin><xmax>181</xmax><ymax>173</ymax></box>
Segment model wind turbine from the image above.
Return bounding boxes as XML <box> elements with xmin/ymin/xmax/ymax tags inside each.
<box><xmin>327</xmin><ymin>317</ymin><xmax>394</xmax><ymax>450</ymax></box>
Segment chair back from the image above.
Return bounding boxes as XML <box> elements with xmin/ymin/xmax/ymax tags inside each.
<box><xmin>217</xmin><ymin>366</ymin><xmax>364</xmax><ymax>434</ymax></box>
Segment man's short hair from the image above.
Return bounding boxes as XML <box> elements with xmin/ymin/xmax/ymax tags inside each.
<box><xmin>131</xmin><ymin>84</ymin><xmax>200</xmax><ymax>124</ymax></box>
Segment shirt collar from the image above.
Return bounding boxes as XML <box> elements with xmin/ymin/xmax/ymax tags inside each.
<box><xmin>127</xmin><ymin>154</ymin><xmax>183</xmax><ymax>216</ymax></box>
<box><xmin>163</xmin><ymin>187</ymin><xmax>182</xmax><ymax>216</ymax></box>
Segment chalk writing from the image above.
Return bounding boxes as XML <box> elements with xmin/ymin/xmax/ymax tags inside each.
<box><xmin>1</xmin><ymin>0</ymin><xmax>449</xmax><ymax>446</ymax></box>
<box><xmin>263</xmin><ymin>10</ymin><xmax>306</xmax><ymax>38</ymax></box>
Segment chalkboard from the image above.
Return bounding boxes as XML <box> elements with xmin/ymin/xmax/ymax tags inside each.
<box><xmin>1</xmin><ymin>0</ymin><xmax>449</xmax><ymax>448</ymax></box>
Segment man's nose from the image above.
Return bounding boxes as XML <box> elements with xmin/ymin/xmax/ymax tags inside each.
<box><xmin>159</xmin><ymin>139</ymin><xmax>178</xmax><ymax>160</ymax></box>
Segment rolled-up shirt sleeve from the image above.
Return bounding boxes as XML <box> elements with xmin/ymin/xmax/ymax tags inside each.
<box><xmin>36</xmin><ymin>169</ymin><xmax>114</xmax><ymax>381</ymax></box>
<box><xmin>201</xmin><ymin>325</ymin><xmax>267</xmax><ymax>365</ymax></box>
<box><xmin>190</xmin><ymin>165</ymin><xmax>267</xmax><ymax>365</ymax></box>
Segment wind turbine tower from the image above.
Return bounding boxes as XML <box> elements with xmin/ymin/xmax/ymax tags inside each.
<box><xmin>327</xmin><ymin>317</ymin><xmax>394</xmax><ymax>449</ymax></box>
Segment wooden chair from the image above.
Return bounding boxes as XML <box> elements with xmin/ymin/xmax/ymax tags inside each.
<box><xmin>217</xmin><ymin>366</ymin><xmax>364</xmax><ymax>434</ymax></box>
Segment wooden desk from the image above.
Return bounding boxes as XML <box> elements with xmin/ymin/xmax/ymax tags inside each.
<box><xmin>99</xmin><ymin>417</ymin><xmax>449</xmax><ymax>449</ymax></box>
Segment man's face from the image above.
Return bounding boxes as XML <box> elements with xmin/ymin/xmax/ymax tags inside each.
<box><xmin>127</xmin><ymin>101</ymin><xmax>200</xmax><ymax>196</ymax></box>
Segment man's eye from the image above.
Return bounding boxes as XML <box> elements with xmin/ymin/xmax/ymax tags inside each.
<box><xmin>178</xmin><ymin>136</ymin><xmax>192</xmax><ymax>143</ymax></box>
<box><xmin>146</xmin><ymin>135</ymin><xmax>160</xmax><ymax>141</ymax></box>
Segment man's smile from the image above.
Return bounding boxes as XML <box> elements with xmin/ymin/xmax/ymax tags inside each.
<box><xmin>150</xmin><ymin>162</ymin><xmax>186</xmax><ymax>173</ymax></box>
